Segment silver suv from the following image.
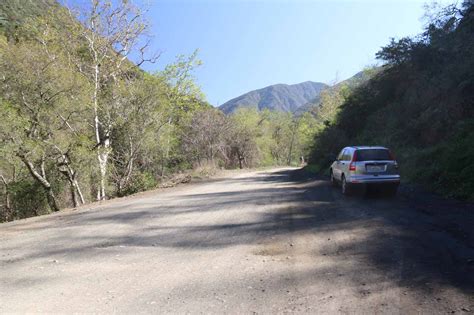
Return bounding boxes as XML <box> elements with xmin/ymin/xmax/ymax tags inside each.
<box><xmin>330</xmin><ymin>146</ymin><xmax>400</xmax><ymax>195</ymax></box>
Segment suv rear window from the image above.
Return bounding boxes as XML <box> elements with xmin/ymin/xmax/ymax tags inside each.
<box><xmin>355</xmin><ymin>149</ymin><xmax>392</xmax><ymax>161</ymax></box>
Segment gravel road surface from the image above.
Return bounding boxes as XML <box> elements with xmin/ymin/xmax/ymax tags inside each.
<box><xmin>1</xmin><ymin>168</ymin><xmax>473</xmax><ymax>313</ymax></box>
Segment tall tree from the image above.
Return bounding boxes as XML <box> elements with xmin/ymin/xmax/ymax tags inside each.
<box><xmin>109</xmin><ymin>74</ymin><xmax>169</xmax><ymax>195</ymax></box>
<box><xmin>66</xmin><ymin>0</ymin><xmax>157</xmax><ymax>200</ymax></box>
<box><xmin>159</xmin><ymin>50</ymin><xmax>205</xmax><ymax>175</ymax></box>
<box><xmin>0</xmin><ymin>29</ymin><xmax>87</xmax><ymax>211</ymax></box>
<box><xmin>228</xmin><ymin>108</ymin><xmax>261</xmax><ymax>169</ymax></box>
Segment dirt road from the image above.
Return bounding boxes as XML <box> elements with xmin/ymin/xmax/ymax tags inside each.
<box><xmin>1</xmin><ymin>168</ymin><xmax>473</xmax><ymax>313</ymax></box>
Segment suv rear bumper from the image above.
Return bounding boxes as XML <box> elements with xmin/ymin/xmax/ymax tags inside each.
<box><xmin>348</xmin><ymin>174</ymin><xmax>400</xmax><ymax>184</ymax></box>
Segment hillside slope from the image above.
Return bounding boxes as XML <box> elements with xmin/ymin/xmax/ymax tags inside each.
<box><xmin>0</xmin><ymin>0</ymin><xmax>56</xmax><ymax>34</ymax></box>
<box><xmin>219</xmin><ymin>81</ymin><xmax>328</xmax><ymax>114</ymax></box>
<box><xmin>295</xmin><ymin>70</ymin><xmax>374</xmax><ymax>115</ymax></box>
<box><xmin>309</xmin><ymin>3</ymin><xmax>474</xmax><ymax>199</ymax></box>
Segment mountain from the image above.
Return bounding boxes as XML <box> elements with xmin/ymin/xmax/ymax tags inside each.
<box><xmin>219</xmin><ymin>81</ymin><xmax>328</xmax><ymax>114</ymax></box>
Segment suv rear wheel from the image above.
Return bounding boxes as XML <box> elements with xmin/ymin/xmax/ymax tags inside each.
<box><xmin>341</xmin><ymin>175</ymin><xmax>350</xmax><ymax>195</ymax></box>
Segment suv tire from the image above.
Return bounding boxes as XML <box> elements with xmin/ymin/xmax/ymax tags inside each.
<box><xmin>341</xmin><ymin>175</ymin><xmax>351</xmax><ymax>195</ymax></box>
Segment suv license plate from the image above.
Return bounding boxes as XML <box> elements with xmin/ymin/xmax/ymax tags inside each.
<box><xmin>367</xmin><ymin>165</ymin><xmax>385</xmax><ymax>172</ymax></box>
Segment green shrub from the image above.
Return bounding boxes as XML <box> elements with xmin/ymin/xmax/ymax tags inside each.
<box><xmin>9</xmin><ymin>179</ymin><xmax>49</xmax><ymax>219</ymax></box>
<box><xmin>121</xmin><ymin>172</ymin><xmax>157</xmax><ymax>196</ymax></box>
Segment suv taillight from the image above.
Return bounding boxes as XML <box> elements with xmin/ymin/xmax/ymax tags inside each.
<box><xmin>389</xmin><ymin>150</ymin><xmax>399</xmax><ymax>168</ymax></box>
<box><xmin>349</xmin><ymin>151</ymin><xmax>357</xmax><ymax>171</ymax></box>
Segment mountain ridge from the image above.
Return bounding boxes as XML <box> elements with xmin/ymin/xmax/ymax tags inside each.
<box><xmin>219</xmin><ymin>81</ymin><xmax>328</xmax><ymax>114</ymax></box>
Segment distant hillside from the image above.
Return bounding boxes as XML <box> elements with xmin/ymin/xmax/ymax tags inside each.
<box><xmin>0</xmin><ymin>0</ymin><xmax>57</xmax><ymax>34</ymax></box>
<box><xmin>295</xmin><ymin>70</ymin><xmax>374</xmax><ymax>115</ymax></box>
<box><xmin>219</xmin><ymin>81</ymin><xmax>328</xmax><ymax>114</ymax></box>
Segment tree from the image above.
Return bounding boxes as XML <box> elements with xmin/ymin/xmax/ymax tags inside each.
<box><xmin>375</xmin><ymin>37</ymin><xmax>417</xmax><ymax>65</ymax></box>
<box><xmin>109</xmin><ymin>74</ymin><xmax>169</xmax><ymax>195</ymax></box>
<box><xmin>265</xmin><ymin>111</ymin><xmax>293</xmax><ymax>165</ymax></box>
<box><xmin>285</xmin><ymin>113</ymin><xmax>319</xmax><ymax>165</ymax></box>
<box><xmin>181</xmin><ymin>109</ymin><xmax>230</xmax><ymax>167</ymax></box>
<box><xmin>0</xmin><ymin>146</ymin><xmax>18</xmax><ymax>221</ymax></box>
<box><xmin>0</xmin><ymin>25</ymin><xmax>88</xmax><ymax>211</ymax></box>
<box><xmin>162</xmin><ymin>50</ymin><xmax>205</xmax><ymax>118</ymax></box>
<box><xmin>227</xmin><ymin>108</ymin><xmax>261</xmax><ymax>168</ymax></box>
<box><xmin>159</xmin><ymin>50</ymin><xmax>206</xmax><ymax>175</ymax></box>
<box><xmin>65</xmin><ymin>0</ymin><xmax>158</xmax><ymax>200</ymax></box>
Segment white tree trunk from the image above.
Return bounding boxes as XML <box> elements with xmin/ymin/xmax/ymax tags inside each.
<box><xmin>74</xmin><ymin>178</ymin><xmax>85</xmax><ymax>205</ymax></box>
<box><xmin>55</xmin><ymin>149</ymin><xmax>86</xmax><ymax>207</ymax></box>
<box><xmin>97</xmin><ymin>142</ymin><xmax>110</xmax><ymax>201</ymax></box>
<box><xmin>19</xmin><ymin>155</ymin><xmax>59</xmax><ymax>212</ymax></box>
<box><xmin>92</xmin><ymin>60</ymin><xmax>111</xmax><ymax>201</ymax></box>
<box><xmin>0</xmin><ymin>174</ymin><xmax>12</xmax><ymax>221</ymax></box>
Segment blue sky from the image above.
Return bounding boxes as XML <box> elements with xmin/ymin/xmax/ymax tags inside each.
<box><xmin>140</xmin><ymin>0</ymin><xmax>449</xmax><ymax>106</ymax></box>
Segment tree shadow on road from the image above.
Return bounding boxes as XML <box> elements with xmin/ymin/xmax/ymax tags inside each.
<box><xmin>2</xmin><ymin>168</ymin><xmax>474</xmax><ymax>298</ymax></box>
